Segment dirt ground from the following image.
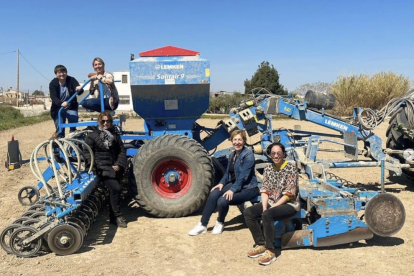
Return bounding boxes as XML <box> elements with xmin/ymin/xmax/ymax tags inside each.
<box><xmin>0</xmin><ymin>117</ymin><xmax>413</xmax><ymax>276</ymax></box>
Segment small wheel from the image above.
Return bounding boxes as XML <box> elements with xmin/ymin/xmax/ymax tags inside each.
<box><xmin>48</xmin><ymin>224</ymin><xmax>82</xmax><ymax>256</ymax></box>
<box><xmin>91</xmin><ymin>189</ymin><xmax>106</xmax><ymax>206</ymax></box>
<box><xmin>72</xmin><ymin>211</ymin><xmax>91</xmax><ymax>231</ymax></box>
<box><xmin>88</xmin><ymin>194</ymin><xmax>102</xmax><ymax>210</ymax></box>
<box><xmin>39</xmin><ymin>221</ymin><xmax>52</xmax><ymax>231</ymax></box>
<box><xmin>67</xmin><ymin>217</ymin><xmax>87</xmax><ymax>237</ymax></box>
<box><xmin>84</xmin><ymin>199</ymin><xmax>99</xmax><ymax>217</ymax></box>
<box><xmin>94</xmin><ymin>187</ymin><xmax>108</xmax><ymax>205</ymax></box>
<box><xmin>80</xmin><ymin>205</ymin><xmax>95</xmax><ymax>221</ymax></box>
<box><xmin>21</xmin><ymin>210</ymin><xmax>36</xmax><ymax>217</ymax></box>
<box><xmin>10</xmin><ymin>226</ymin><xmax>43</xmax><ymax>258</ymax></box>
<box><xmin>28</xmin><ymin>204</ymin><xmax>45</xmax><ymax>212</ymax></box>
<box><xmin>30</xmin><ymin>211</ymin><xmax>46</xmax><ymax>220</ymax></box>
<box><xmin>365</xmin><ymin>193</ymin><xmax>406</xmax><ymax>236</ymax></box>
<box><xmin>0</xmin><ymin>224</ymin><xmax>22</xmax><ymax>254</ymax></box>
<box><xmin>41</xmin><ymin>239</ymin><xmax>52</xmax><ymax>253</ymax></box>
<box><xmin>17</xmin><ymin>186</ymin><xmax>40</xmax><ymax>206</ymax></box>
<box><xmin>12</xmin><ymin>216</ymin><xmax>31</xmax><ymax>224</ymax></box>
<box><xmin>66</xmin><ymin>222</ymin><xmax>84</xmax><ymax>251</ymax></box>
<box><xmin>38</xmin><ymin>221</ymin><xmax>53</xmax><ymax>253</ymax></box>
<box><xmin>22</xmin><ymin>218</ymin><xmax>41</xmax><ymax>227</ymax></box>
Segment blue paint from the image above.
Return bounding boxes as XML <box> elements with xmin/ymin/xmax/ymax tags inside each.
<box><xmin>129</xmin><ymin>55</ymin><xmax>210</xmax><ymax>134</ymax></box>
<box><xmin>164</xmin><ymin>170</ymin><xmax>181</xmax><ymax>185</ymax></box>
<box><xmin>309</xmin><ymin>215</ymin><xmax>368</xmax><ymax>244</ymax></box>
<box><xmin>130</xmin><ymin>56</ymin><xmax>210</xmax><ymax>85</ymax></box>
<box><xmin>48</xmin><ymin>56</ymin><xmax>407</xmax><ymax>252</ymax></box>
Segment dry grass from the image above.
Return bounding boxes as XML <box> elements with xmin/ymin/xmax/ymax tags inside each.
<box><xmin>330</xmin><ymin>72</ymin><xmax>411</xmax><ymax>115</ymax></box>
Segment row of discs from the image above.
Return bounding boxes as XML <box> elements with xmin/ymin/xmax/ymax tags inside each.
<box><xmin>0</xmin><ymin>187</ymin><xmax>109</xmax><ymax>257</ymax></box>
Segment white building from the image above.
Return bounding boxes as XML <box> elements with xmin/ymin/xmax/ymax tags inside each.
<box><xmin>113</xmin><ymin>71</ymin><xmax>133</xmax><ymax>111</ymax></box>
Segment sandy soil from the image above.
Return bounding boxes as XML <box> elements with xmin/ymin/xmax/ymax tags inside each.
<box><xmin>0</xmin><ymin>118</ymin><xmax>413</xmax><ymax>276</ymax></box>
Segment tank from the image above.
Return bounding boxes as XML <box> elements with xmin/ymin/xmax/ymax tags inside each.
<box><xmin>129</xmin><ymin>46</ymin><xmax>210</xmax><ymax>134</ymax></box>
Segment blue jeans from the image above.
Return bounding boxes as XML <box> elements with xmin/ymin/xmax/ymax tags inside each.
<box><xmin>200</xmin><ymin>184</ymin><xmax>259</xmax><ymax>226</ymax></box>
<box><xmin>81</xmin><ymin>98</ymin><xmax>119</xmax><ymax>112</ymax></box>
<box><xmin>54</xmin><ymin>110</ymin><xmax>78</xmax><ymax>138</ymax></box>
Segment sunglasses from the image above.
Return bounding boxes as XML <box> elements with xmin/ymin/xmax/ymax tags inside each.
<box><xmin>270</xmin><ymin>151</ymin><xmax>284</xmax><ymax>157</ymax></box>
<box><xmin>101</xmin><ymin>120</ymin><xmax>111</xmax><ymax>124</ymax></box>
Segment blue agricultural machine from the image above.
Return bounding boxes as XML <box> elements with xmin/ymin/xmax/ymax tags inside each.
<box><xmin>1</xmin><ymin>46</ymin><xmax>412</xmax><ymax>257</ymax></box>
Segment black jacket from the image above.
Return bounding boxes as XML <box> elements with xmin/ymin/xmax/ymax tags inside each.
<box><xmin>84</xmin><ymin>127</ymin><xmax>127</xmax><ymax>179</ymax></box>
<box><xmin>49</xmin><ymin>76</ymin><xmax>83</xmax><ymax>119</ymax></box>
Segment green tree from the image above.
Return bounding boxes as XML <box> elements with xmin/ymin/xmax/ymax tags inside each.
<box><xmin>32</xmin><ymin>90</ymin><xmax>44</xmax><ymax>96</ymax></box>
<box><xmin>208</xmin><ymin>92</ymin><xmax>248</xmax><ymax>114</ymax></box>
<box><xmin>244</xmin><ymin>61</ymin><xmax>287</xmax><ymax>95</ymax></box>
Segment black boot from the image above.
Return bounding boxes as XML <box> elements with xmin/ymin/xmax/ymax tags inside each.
<box><xmin>115</xmin><ymin>216</ymin><xmax>127</xmax><ymax>228</ymax></box>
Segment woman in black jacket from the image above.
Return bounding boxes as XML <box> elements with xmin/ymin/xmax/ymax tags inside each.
<box><xmin>84</xmin><ymin>111</ymin><xmax>128</xmax><ymax>227</ymax></box>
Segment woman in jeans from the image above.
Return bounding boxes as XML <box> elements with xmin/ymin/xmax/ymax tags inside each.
<box><xmin>244</xmin><ymin>142</ymin><xmax>300</xmax><ymax>266</ymax></box>
<box><xmin>189</xmin><ymin>130</ymin><xmax>259</xmax><ymax>236</ymax></box>
<box><xmin>81</xmin><ymin>57</ymin><xmax>119</xmax><ymax>112</ymax></box>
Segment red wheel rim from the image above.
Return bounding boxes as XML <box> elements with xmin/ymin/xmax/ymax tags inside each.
<box><xmin>151</xmin><ymin>159</ymin><xmax>192</xmax><ymax>199</ymax></box>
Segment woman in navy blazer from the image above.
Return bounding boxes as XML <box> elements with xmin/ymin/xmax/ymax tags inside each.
<box><xmin>189</xmin><ymin>130</ymin><xmax>259</xmax><ymax>236</ymax></box>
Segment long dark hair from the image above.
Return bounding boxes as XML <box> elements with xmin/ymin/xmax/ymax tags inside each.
<box><xmin>98</xmin><ymin>111</ymin><xmax>113</xmax><ymax>128</ymax></box>
<box><xmin>266</xmin><ymin>142</ymin><xmax>286</xmax><ymax>156</ymax></box>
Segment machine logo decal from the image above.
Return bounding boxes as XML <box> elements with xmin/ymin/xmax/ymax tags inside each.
<box><xmin>157</xmin><ymin>74</ymin><xmax>185</xmax><ymax>80</ymax></box>
<box><xmin>155</xmin><ymin>64</ymin><xmax>185</xmax><ymax>70</ymax></box>
<box><xmin>324</xmin><ymin>119</ymin><xmax>348</xmax><ymax>131</ymax></box>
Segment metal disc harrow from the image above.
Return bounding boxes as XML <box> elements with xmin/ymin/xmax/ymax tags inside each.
<box><xmin>1</xmin><ymin>132</ymin><xmax>108</xmax><ymax>257</ymax></box>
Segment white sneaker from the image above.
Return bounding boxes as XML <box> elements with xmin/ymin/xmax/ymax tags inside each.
<box><xmin>188</xmin><ymin>222</ymin><xmax>207</xmax><ymax>236</ymax></box>
<box><xmin>212</xmin><ymin>221</ymin><xmax>224</xmax><ymax>235</ymax></box>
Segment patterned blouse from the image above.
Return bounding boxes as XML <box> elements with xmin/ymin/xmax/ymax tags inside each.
<box><xmin>260</xmin><ymin>161</ymin><xmax>300</xmax><ymax>208</ymax></box>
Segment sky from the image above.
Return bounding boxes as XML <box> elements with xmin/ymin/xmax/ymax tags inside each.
<box><xmin>1</xmin><ymin>0</ymin><xmax>414</xmax><ymax>94</ymax></box>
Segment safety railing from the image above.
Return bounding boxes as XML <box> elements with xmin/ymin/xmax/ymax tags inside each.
<box><xmin>57</xmin><ymin>79</ymin><xmax>117</xmax><ymax>135</ymax></box>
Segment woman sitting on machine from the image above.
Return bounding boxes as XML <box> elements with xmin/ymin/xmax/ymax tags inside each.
<box><xmin>188</xmin><ymin>129</ymin><xmax>260</xmax><ymax>236</ymax></box>
<box><xmin>243</xmin><ymin>142</ymin><xmax>300</xmax><ymax>266</ymax></box>
<box><xmin>81</xmin><ymin>57</ymin><xmax>119</xmax><ymax>113</ymax></box>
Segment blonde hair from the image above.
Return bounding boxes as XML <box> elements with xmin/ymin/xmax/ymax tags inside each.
<box><xmin>92</xmin><ymin>57</ymin><xmax>105</xmax><ymax>68</ymax></box>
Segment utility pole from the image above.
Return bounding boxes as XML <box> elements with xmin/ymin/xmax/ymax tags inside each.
<box><xmin>17</xmin><ymin>49</ymin><xmax>20</xmax><ymax>106</ymax></box>
<box><xmin>17</xmin><ymin>49</ymin><xmax>20</xmax><ymax>92</ymax></box>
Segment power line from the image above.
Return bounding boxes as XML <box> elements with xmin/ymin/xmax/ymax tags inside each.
<box><xmin>0</xmin><ymin>50</ymin><xmax>16</xmax><ymax>56</ymax></box>
<box><xmin>19</xmin><ymin>51</ymin><xmax>50</xmax><ymax>82</ymax></box>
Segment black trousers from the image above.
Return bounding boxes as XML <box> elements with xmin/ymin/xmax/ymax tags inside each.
<box><xmin>244</xmin><ymin>203</ymin><xmax>296</xmax><ymax>250</ymax></box>
<box><xmin>102</xmin><ymin>177</ymin><xmax>122</xmax><ymax>218</ymax></box>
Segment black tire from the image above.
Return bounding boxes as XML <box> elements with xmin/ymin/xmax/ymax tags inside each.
<box><xmin>133</xmin><ymin>134</ymin><xmax>213</xmax><ymax>218</ymax></box>
<box><xmin>0</xmin><ymin>224</ymin><xmax>22</xmax><ymax>254</ymax></box>
<box><xmin>386</xmin><ymin>107</ymin><xmax>414</xmax><ymax>179</ymax></box>
<box><xmin>48</xmin><ymin>224</ymin><xmax>82</xmax><ymax>256</ymax></box>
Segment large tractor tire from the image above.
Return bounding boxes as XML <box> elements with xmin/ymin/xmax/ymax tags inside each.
<box><xmin>133</xmin><ymin>134</ymin><xmax>214</xmax><ymax>218</ymax></box>
<box><xmin>386</xmin><ymin>107</ymin><xmax>414</xmax><ymax>179</ymax></box>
